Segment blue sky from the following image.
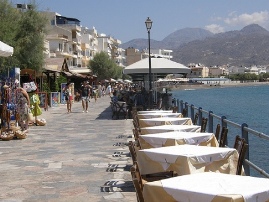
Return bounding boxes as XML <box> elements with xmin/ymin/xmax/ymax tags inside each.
<box><xmin>11</xmin><ymin>0</ymin><xmax>269</xmax><ymax>43</ymax></box>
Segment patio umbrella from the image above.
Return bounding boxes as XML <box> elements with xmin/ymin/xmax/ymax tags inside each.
<box><xmin>0</xmin><ymin>41</ymin><xmax>13</xmax><ymax>57</ymax></box>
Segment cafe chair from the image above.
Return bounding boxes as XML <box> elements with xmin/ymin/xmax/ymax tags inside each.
<box><xmin>114</xmin><ymin>102</ymin><xmax>128</xmax><ymax>119</ymax></box>
<box><xmin>132</xmin><ymin>128</ymin><xmax>140</xmax><ymax>141</ymax></box>
<box><xmin>215</xmin><ymin>124</ymin><xmax>221</xmax><ymax>141</ymax></box>
<box><xmin>219</xmin><ymin>127</ymin><xmax>228</xmax><ymax>147</ymax></box>
<box><xmin>131</xmin><ymin>161</ymin><xmax>174</xmax><ymax>189</ymax></box>
<box><xmin>193</xmin><ymin>113</ymin><xmax>199</xmax><ymax>125</ymax></box>
<box><xmin>128</xmin><ymin>141</ymin><xmax>137</xmax><ymax>163</ymax></box>
<box><xmin>200</xmin><ymin>117</ymin><xmax>208</xmax><ymax>132</ymax></box>
<box><xmin>130</xmin><ymin>164</ymin><xmax>145</xmax><ymax>202</ymax></box>
<box><xmin>152</xmin><ymin>98</ymin><xmax>163</xmax><ymax>110</ymax></box>
<box><xmin>233</xmin><ymin>135</ymin><xmax>249</xmax><ymax>175</ymax></box>
<box><xmin>172</xmin><ymin>106</ymin><xmax>178</xmax><ymax>113</ymax></box>
<box><xmin>132</xmin><ymin>178</ymin><xmax>144</xmax><ymax>202</ymax></box>
<box><xmin>182</xmin><ymin>108</ymin><xmax>188</xmax><ymax>117</ymax></box>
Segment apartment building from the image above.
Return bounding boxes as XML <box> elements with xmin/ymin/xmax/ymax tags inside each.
<box><xmin>143</xmin><ymin>49</ymin><xmax>173</xmax><ymax>60</ymax></box>
<box><xmin>42</xmin><ymin>11</ymin><xmax>124</xmax><ymax>75</ymax></box>
<box><xmin>97</xmin><ymin>34</ymin><xmax>125</xmax><ymax>67</ymax></box>
<box><xmin>187</xmin><ymin>63</ymin><xmax>209</xmax><ymax>78</ymax></box>
<box><xmin>125</xmin><ymin>47</ymin><xmax>173</xmax><ymax>67</ymax></box>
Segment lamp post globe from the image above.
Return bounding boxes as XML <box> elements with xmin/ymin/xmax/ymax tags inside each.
<box><xmin>145</xmin><ymin>17</ymin><xmax>153</xmax><ymax>108</ymax></box>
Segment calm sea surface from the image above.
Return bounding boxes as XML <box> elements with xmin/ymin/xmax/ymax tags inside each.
<box><xmin>172</xmin><ymin>85</ymin><xmax>269</xmax><ymax>177</ymax></box>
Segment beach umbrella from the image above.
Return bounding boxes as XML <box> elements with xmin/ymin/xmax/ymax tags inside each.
<box><xmin>0</xmin><ymin>41</ymin><xmax>13</xmax><ymax>57</ymax></box>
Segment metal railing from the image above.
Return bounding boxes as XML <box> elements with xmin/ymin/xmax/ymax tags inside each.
<box><xmin>176</xmin><ymin>99</ymin><xmax>269</xmax><ymax>178</ymax></box>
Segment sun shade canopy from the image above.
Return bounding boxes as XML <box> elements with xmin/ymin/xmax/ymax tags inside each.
<box><xmin>0</xmin><ymin>41</ymin><xmax>13</xmax><ymax>57</ymax></box>
<box><xmin>123</xmin><ymin>57</ymin><xmax>190</xmax><ymax>81</ymax></box>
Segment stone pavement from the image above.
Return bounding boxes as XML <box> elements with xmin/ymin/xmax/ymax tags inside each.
<box><xmin>0</xmin><ymin>96</ymin><xmax>137</xmax><ymax>202</ymax></box>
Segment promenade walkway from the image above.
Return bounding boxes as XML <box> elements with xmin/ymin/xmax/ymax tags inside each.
<box><xmin>0</xmin><ymin>96</ymin><xmax>136</xmax><ymax>202</ymax></box>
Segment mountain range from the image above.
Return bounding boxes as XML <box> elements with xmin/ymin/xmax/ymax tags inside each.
<box><xmin>121</xmin><ymin>24</ymin><xmax>269</xmax><ymax>66</ymax></box>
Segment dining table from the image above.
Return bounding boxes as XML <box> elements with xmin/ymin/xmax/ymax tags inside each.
<box><xmin>137</xmin><ymin>145</ymin><xmax>238</xmax><ymax>175</ymax></box>
<box><xmin>140</xmin><ymin>125</ymin><xmax>201</xmax><ymax>135</ymax></box>
<box><xmin>139</xmin><ymin>132</ymin><xmax>219</xmax><ymax>149</ymax></box>
<box><xmin>139</xmin><ymin>117</ymin><xmax>192</xmax><ymax>127</ymax></box>
<box><xmin>137</xmin><ymin>110</ymin><xmax>173</xmax><ymax>114</ymax></box>
<box><xmin>137</xmin><ymin>112</ymin><xmax>182</xmax><ymax>119</ymax></box>
<box><xmin>143</xmin><ymin>172</ymin><xmax>269</xmax><ymax>202</ymax></box>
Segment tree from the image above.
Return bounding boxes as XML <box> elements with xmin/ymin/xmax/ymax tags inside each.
<box><xmin>89</xmin><ymin>51</ymin><xmax>122</xmax><ymax>80</ymax></box>
<box><xmin>0</xmin><ymin>1</ymin><xmax>47</xmax><ymax>74</ymax></box>
<box><xmin>0</xmin><ymin>0</ymin><xmax>20</xmax><ymax>73</ymax></box>
<box><xmin>14</xmin><ymin>4</ymin><xmax>47</xmax><ymax>72</ymax></box>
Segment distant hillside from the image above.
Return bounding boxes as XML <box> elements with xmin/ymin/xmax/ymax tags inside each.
<box><xmin>173</xmin><ymin>24</ymin><xmax>269</xmax><ymax>66</ymax></box>
<box><xmin>162</xmin><ymin>28</ymin><xmax>214</xmax><ymax>49</ymax></box>
<box><xmin>121</xmin><ymin>24</ymin><xmax>269</xmax><ymax>66</ymax></box>
<box><xmin>120</xmin><ymin>28</ymin><xmax>213</xmax><ymax>50</ymax></box>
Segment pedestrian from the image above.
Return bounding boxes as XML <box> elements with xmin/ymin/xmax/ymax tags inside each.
<box><xmin>106</xmin><ymin>83</ymin><xmax>112</xmax><ymax>96</ymax></box>
<box><xmin>98</xmin><ymin>82</ymin><xmax>102</xmax><ymax>98</ymax></box>
<box><xmin>64</xmin><ymin>83</ymin><xmax>72</xmax><ymax>113</ymax></box>
<box><xmin>102</xmin><ymin>84</ymin><xmax>106</xmax><ymax>96</ymax></box>
<box><xmin>81</xmin><ymin>81</ymin><xmax>91</xmax><ymax>113</ymax></box>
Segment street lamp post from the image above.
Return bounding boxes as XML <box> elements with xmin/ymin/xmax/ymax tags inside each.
<box><xmin>145</xmin><ymin>17</ymin><xmax>153</xmax><ymax>109</ymax></box>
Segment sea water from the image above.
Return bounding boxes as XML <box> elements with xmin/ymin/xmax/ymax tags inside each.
<box><xmin>172</xmin><ymin>85</ymin><xmax>269</xmax><ymax>176</ymax></box>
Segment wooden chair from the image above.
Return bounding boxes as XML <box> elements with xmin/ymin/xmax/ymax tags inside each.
<box><xmin>154</xmin><ymin>98</ymin><xmax>162</xmax><ymax>110</ymax></box>
<box><xmin>219</xmin><ymin>127</ymin><xmax>228</xmax><ymax>147</ymax></box>
<box><xmin>233</xmin><ymin>135</ymin><xmax>249</xmax><ymax>175</ymax></box>
<box><xmin>172</xmin><ymin>106</ymin><xmax>178</xmax><ymax>113</ymax></box>
<box><xmin>128</xmin><ymin>141</ymin><xmax>137</xmax><ymax>163</ymax></box>
<box><xmin>215</xmin><ymin>124</ymin><xmax>221</xmax><ymax>141</ymax></box>
<box><xmin>115</xmin><ymin>102</ymin><xmax>128</xmax><ymax>119</ymax></box>
<box><xmin>200</xmin><ymin>117</ymin><xmax>208</xmax><ymax>132</ymax></box>
<box><xmin>130</xmin><ymin>161</ymin><xmax>174</xmax><ymax>189</ymax></box>
<box><xmin>130</xmin><ymin>164</ymin><xmax>144</xmax><ymax>202</ymax></box>
<box><xmin>132</xmin><ymin>113</ymin><xmax>140</xmax><ymax>130</ymax></box>
<box><xmin>182</xmin><ymin>108</ymin><xmax>188</xmax><ymax>117</ymax></box>
<box><xmin>132</xmin><ymin>128</ymin><xmax>140</xmax><ymax>141</ymax></box>
<box><xmin>193</xmin><ymin>113</ymin><xmax>199</xmax><ymax>125</ymax></box>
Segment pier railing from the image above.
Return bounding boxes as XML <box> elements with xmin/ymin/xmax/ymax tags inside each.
<box><xmin>176</xmin><ymin>99</ymin><xmax>269</xmax><ymax>178</ymax></box>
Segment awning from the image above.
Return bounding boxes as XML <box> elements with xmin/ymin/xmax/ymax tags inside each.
<box><xmin>0</xmin><ymin>41</ymin><xmax>13</xmax><ymax>57</ymax></box>
<box><xmin>123</xmin><ymin>57</ymin><xmax>191</xmax><ymax>81</ymax></box>
<box><xmin>44</xmin><ymin>58</ymin><xmax>64</xmax><ymax>72</ymax></box>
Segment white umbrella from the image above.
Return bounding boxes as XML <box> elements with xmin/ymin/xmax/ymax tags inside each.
<box><xmin>0</xmin><ymin>41</ymin><xmax>13</xmax><ymax>57</ymax></box>
<box><xmin>124</xmin><ymin>79</ymin><xmax>132</xmax><ymax>83</ymax></box>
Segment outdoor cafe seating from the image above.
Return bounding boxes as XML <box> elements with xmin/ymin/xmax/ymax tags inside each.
<box><xmin>143</xmin><ymin>172</ymin><xmax>269</xmax><ymax>202</ymax></box>
<box><xmin>128</xmin><ymin>108</ymin><xmax>256</xmax><ymax>202</ymax></box>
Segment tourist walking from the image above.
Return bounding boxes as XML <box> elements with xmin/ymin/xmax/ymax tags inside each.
<box><xmin>98</xmin><ymin>82</ymin><xmax>102</xmax><ymax>98</ymax></box>
<box><xmin>64</xmin><ymin>83</ymin><xmax>72</xmax><ymax>113</ymax></box>
<box><xmin>106</xmin><ymin>83</ymin><xmax>112</xmax><ymax>96</ymax></box>
<box><xmin>81</xmin><ymin>81</ymin><xmax>91</xmax><ymax>113</ymax></box>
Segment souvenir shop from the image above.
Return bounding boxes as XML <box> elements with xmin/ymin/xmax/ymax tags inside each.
<box><xmin>0</xmin><ymin>68</ymin><xmax>46</xmax><ymax>141</ymax></box>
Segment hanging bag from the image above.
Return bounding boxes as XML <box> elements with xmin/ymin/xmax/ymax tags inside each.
<box><xmin>23</xmin><ymin>82</ymin><xmax>37</xmax><ymax>92</ymax></box>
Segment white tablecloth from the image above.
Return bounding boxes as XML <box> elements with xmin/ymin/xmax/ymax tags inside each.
<box><xmin>143</xmin><ymin>172</ymin><xmax>269</xmax><ymax>202</ymax></box>
<box><xmin>140</xmin><ymin>125</ymin><xmax>201</xmax><ymax>135</ymax></box>
<box><xmin>138</xmin><ymin>110</ymin><xmax>173</xmax><ymax>114</ymax></box>
<box><xmin>139</xmin><ymin>117</ymin><xmax>192</xmax><ymax>127</ymax></box>
<box><xmin>137</xmin><ymin>113</ymin><xmax>182</xmax><ymax>119</ymax></box>
<box><xmin>137</xmin><ymin>145</ymin><xmax>238</xmax><ymax>175</ymax></box>
<box><xmin>139</xmin><ymin>132</ymin><xmax>218</xmax><ymax>148</ymax></box>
